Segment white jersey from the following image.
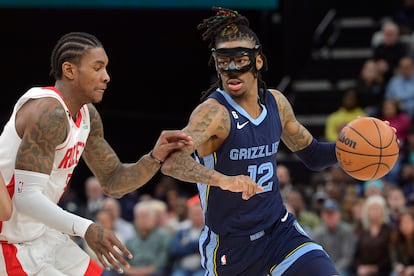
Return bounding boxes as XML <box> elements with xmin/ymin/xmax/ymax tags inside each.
<box><xmin>0</xmin><ymin>86</ymin><xmax>90</xmax><ymax>243</ymax></box>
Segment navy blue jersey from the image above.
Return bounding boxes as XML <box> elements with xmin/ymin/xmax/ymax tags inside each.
<box><xmin>196</xmin><ymin>88</ymin><xmax>286</xmax><ymax>236</ymax></box>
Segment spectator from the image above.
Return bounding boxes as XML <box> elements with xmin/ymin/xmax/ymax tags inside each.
<box><xmin>380</xmin><ymin>98</ymin><xmax>412</xmax><ymax>184</ymax></box>
<box><xmin>386</xmin><ymin>186</ymin><xmax>409</xmax><ymax>228</ymax></box>
<box><xmin>354</xmin><ymin>59</ymin><xmax>386</xmax><ymax>117</ymax></box>
<box><xmin>385</xmin><ymin>56</ymin><xmax>414</xmax><ymax>120</ymax></box>
<box><xmin>165</xmin><ymin>196</ymin><xmax>191</xmax><ymax>235</ymax></box>
<box><xmin>124</xmin><ymin>200</ymin><xmax>171</xmax><ymax>276</ymax></box>
<box><xmin>313</xmin><ymin>199</ymin><xmax>356</xmax><ymax>276</ymax></box>
<box><xmin>169</xmin><ymin>196</ymin><xmax>205</xmax><ymax>276</ymax></box>
<box><xmin>79</xmin><ymin>176</ymin><xmax>106</xmax><ymax>221</ymax></box>
<box><xmin>402</xmin><ymin>127</ymin><xmax>414</xmax><ymax>197</ymax></box>
<box><xmin>285</xmin><ymin>189</ymin><xmax>320</xmax><ymax>236</ymax></box>
<box><xmin>101</xmin><ymin>197</ymin><xmax>136</xmax><ymax>243</ymax></box>
<box><xmin>277</xmin><ymin>163</ymin><xmax>294</xmax><ymax>202</ymax></box>
<box><xmin>325</xmin><ymin>88</ymin><xmax>367</xmax><ymax>142</ymax></box>
<box><xmin>390</xmin><ymin>210</ymin><xmax>414</xmax><ymax>276</ymax></box>
<box><xmin>363</xmin><ymin>179</ymin><xmax>385</xmax><ymax>198</ymax></box>
<box><xmin>373</xmin><ymin>20</ymin><xmax>409</xmax><ymax>82</ymax></box>
<box><xmin>353</xmin><ymin>195</ymin><xmax>393</xmax><ymax>276</ymax></box>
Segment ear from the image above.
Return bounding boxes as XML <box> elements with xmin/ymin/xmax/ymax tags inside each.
<box><xmin>62</xmin><ymin>61</ymin><xmax>76</xmax><ymax>80</ymax></box>
<box><xmin>256</xmin><ymin>55</ymin><xmax>263</xmax><ymax>71</ymax></box>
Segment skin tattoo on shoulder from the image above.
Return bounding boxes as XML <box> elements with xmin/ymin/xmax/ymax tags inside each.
<box><xmin>16</xmin><ymin>104</ymin><xmax>67</xmax><ymax>173</ymax></box>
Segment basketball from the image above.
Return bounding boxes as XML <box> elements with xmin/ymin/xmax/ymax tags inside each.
<box><xmin>335</xmin><ymin>116</ymin><xmax>399</xmax><ymax>181</ymax></box>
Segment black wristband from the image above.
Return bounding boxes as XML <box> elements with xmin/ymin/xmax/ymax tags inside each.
<box><xmin>149</xmin><ymin>150</ymin><xmax>164</xmax><ymax>165</ymax></box>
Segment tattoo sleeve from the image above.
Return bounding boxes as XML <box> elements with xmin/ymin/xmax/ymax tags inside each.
<box><xmin>15</xmin><ymin>99</ymin><xmax>67</xmax><ymax>174</ymax></box>
<box><xmin>273</xmin><ymin>90</ymin><xmax>313</xmax><ymax>152</ymax></box>
<box><xmin>162</xmin><ymin>101</ymin><xmax>228</xmax><ymax>186</ymax></box>
<box><xmin>82</xmin><ymin>104</ymin><xmax>160</xmax><ymax>198</ymax></box>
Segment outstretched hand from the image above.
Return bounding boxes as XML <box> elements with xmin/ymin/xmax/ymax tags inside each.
<box><xmin>220</xmin><ymin>175</ymin><xmax>264</xmax><ymax>200</ymax></box>
<box><xmin>84</xmin><ymin>223</ymin><xmax>132</xmax><ymax>273</ymax></box>
<box><xmin>151</xmin><ymin>130</ymin><xmax>193</xmax><ymax>162</ymax></box>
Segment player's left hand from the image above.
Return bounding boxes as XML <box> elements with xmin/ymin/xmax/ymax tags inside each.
<box><xmin>151</xmin><ymin>130</ymin><xmax>193</xmax><ymax>162</ymax></box>
<box><xmin>84</xmin><ymin>223</ymin><xmax>133</xmax><ymax>273</ymax></box>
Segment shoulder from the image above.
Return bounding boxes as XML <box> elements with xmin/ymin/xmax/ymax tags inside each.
<box><xmin>190</xmin><ymin>98</ymin><xmax>229</xmax><ymax>120</ymax></box>
<box><xmin>21</xmin><ymin>97</ymin><xmax>67</xmax><ymax>125</ymax></box>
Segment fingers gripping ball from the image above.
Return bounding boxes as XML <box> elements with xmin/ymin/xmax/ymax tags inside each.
<box><xmin>335</xmin><ymin>117</ymin><xmax>399</xmax><ymax>181</ymax></box>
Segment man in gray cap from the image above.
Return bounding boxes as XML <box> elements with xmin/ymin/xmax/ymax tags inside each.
<box><xmin>312</xmin><ymin>199</ymin><xmax>357</xmax><ymax>276</ymax></box>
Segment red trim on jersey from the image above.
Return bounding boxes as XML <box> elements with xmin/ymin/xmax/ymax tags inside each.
<box><xmin>1</xmin><ymin>243</ymin><xmax>27</xmax><ymax>275</ymax></box>
<box><xmin>0</xmin><ymin>175</ymin><xmax>15</xmax><ymax>233</ymax></box>
<box><xmin>84</xmin><ymin>259</ymin><xmax>103</xmax><ymax>276</ymax></box>
<box><xmin>42</xmin><ymin>86</ymin><xmax>83</xmax><ymax>128</ymax></box>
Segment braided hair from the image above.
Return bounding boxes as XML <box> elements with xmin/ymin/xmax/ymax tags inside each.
<box><xmin>50</xmin><ymin>32</ymin><xmax>103</xmax><ymax>80</ymax></box>
<box><xmin>197</xmin><ymin>7</ymin><xmax>268</xmax><ymax>102</ymax></box>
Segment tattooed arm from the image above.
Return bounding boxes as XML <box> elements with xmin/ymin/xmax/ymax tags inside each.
<box><xmin>270</xmin><ymin>89</ymin><xmax>314</xmax><ymax>152</ymax></box>
<box><xmin>14</xmin><ymin>98</ymin><xmax>132</xmax><ymax>272</ymax></box>
<box><xmin>82</xmin><ymin>104</ymin><xmax>192</xmax><ymax>198</ymax></box>
<box><xmin>161</xmin><ymin>99</ymin><xmax>263</xmax><ymax>200</ymax></box>
<box><xmin>271</xmin><ymin>89</ymin><xmax>337</xmax><ymax>170</ymax></box>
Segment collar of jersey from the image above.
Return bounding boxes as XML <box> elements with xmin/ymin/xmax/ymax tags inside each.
<box><xmin>217</xmin><ymin>89</ymin><xmax>267</xmax><ymax>126</ymax></box>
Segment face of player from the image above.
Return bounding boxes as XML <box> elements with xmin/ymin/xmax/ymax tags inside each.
<box><xmin>214</xmin><ymin>40</ymin><xmax>263</xmax><ymax>97</ymax></box>
<box><xmin>74</xmin><ymin>47</ymin><xmax>110</xmax><ymax>104</ymax></box>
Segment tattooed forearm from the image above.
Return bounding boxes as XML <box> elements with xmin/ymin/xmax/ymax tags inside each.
<box><xmin>162</xmin><ymin>151</ymin><xmax>216</xmax><ymax>185</ymax></box>
<box><xmin>84</xmin><ymin>105</ymin><xmax>160</xmax><ymax>198</ymax></box>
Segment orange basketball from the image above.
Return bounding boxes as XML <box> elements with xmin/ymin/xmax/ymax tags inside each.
<box><xmin>335</xmin><ymin>117</ymin><xmax>399</xmax><ymax>181</ymax></box>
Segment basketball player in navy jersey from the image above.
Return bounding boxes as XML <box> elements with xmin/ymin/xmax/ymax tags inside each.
<box><xmin>161</xmin><ymin>7</ymin><xmax>340</xmax><ymax>275</ymax></box>
<box><xmin>0</xmin><ymin>32</ymin><xmax>261</xmax><ymax>275</ymax></box>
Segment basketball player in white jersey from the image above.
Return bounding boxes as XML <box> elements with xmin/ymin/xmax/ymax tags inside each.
<box><xmin>0</xmin><ymin>32</ymin><xmax>196</xmax><ymax>276</ymax></box>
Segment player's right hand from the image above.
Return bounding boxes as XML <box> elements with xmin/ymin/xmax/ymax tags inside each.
<box><xmin>84</xmin><ymin>223</ymin><xmax>133</xmax><ymax>273</ymax></box>
<box><xmin>220</xmin><ymin>175</ymin><xmax>263</xmax><ymax>200</ymax></box>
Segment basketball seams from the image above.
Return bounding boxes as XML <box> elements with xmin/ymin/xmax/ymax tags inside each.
<box><xmin>334</xmin><ymin>145</ymin><xmax>398</xmax><ymax>157</ymax></box>
<box><xmin>335</xmin><ymin>116</ymin><xmax>399</xmax><ymax>181</ymax></box>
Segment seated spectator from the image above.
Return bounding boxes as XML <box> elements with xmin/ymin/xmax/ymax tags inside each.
<box><xmin>385</xmin><ymin>56</ymin><xmax>414</xmax><ymax>120</ymax></box>
<box><xmin>312</xmin><ymin>199</ymin><xmax>356</xmax><ymax>276</ymax></box>
<box><xmin>353</xmin><ymin>195</ymin><xmax>393</xmax><ymax>276</ymax></box>
<box><xmin>379</xmin><ymin>98</ymin><xmax>412</xmax><ymax>184</ymax></box>
<box><xmin>325</xmin><ymin>88</ymin><xmax>367</xmax><ymax>142</ymax></box>
<box><xmin>169</xmin><ymin>196</ymin><xmax>205</xmax><ymax>276</ymax></box>
<box><xmin>124</xmin><ymin>200</ymin><xmax>171</xmax><ymax>276</ymax></box>
<box><xmin>373</xmin><ymin>20</ymin><xmax>409</xmax><ymax>82</ymax></box>
<box><xmin>401</xmin><ymin>128</ymin><xmax>414</xmax><ymax>196</ymax></box>
<box><xmin>277</xmin><ymin>163</ymin><xmax>294</xmax><ymax>202</ymax></box>
<box><xmin>390</xmin><ymin>210</ymin><xmax>414</xmax><ymax>276</ymax></box>
<box><xmin>101</xmin><ymin>197</ymin><xmax>136</xmax><ymax>243</ymax></box>
<box><xmin>354</xmin><ymin>59</ymin><xmax>385</xmax><ymax>117</ymax></box>
<box><xmin>363</xmin><ymin>179</ymin><xmax>385</xmax><ymax>198</ymax></box>
<box><xmin>285</xmin><ymin>189</ymin><xmax>320</xmax><ymax>236</ymax></box>
<box><xmin>79</xmin><ymin>176</ymin><xmax>106</xmax><ymax>221</ymax></box>
<box><xmin>386</xmin><ymin>186</ymin><xmax>408</xmax><ymax>228</ymax></box>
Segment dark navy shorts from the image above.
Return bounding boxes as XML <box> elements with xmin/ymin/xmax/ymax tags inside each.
<box><xmin>200</xmin><ymin>212</ymin><xmax>338</xmax><ymax>276</ymax></box>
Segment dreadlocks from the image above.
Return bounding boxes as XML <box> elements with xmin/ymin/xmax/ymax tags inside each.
<box><xmin>197</xmin><ymin>7</ymin><xmax>268</xmax><ymax>102</ymax></box>
<box><xmin>50</xmin><ymin>32</ymin><xmax>103</xmax><ymax>80</ymax></box>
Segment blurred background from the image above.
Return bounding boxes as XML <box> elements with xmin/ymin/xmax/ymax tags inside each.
<box><xmin>3</xmin><ymin>1</ymin><xmax>414</xmax><ymax>274</ymax></box>
<box><xmin>0</xmin><ymin>0</ymin><xmax>400</xmax><ymax>197</ymax></box>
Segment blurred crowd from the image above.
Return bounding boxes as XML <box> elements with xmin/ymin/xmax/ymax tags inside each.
<box><xmin>56</xmin><ymin>1</ymin><xmax>414</xmax><ymax>276</ymax></box>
